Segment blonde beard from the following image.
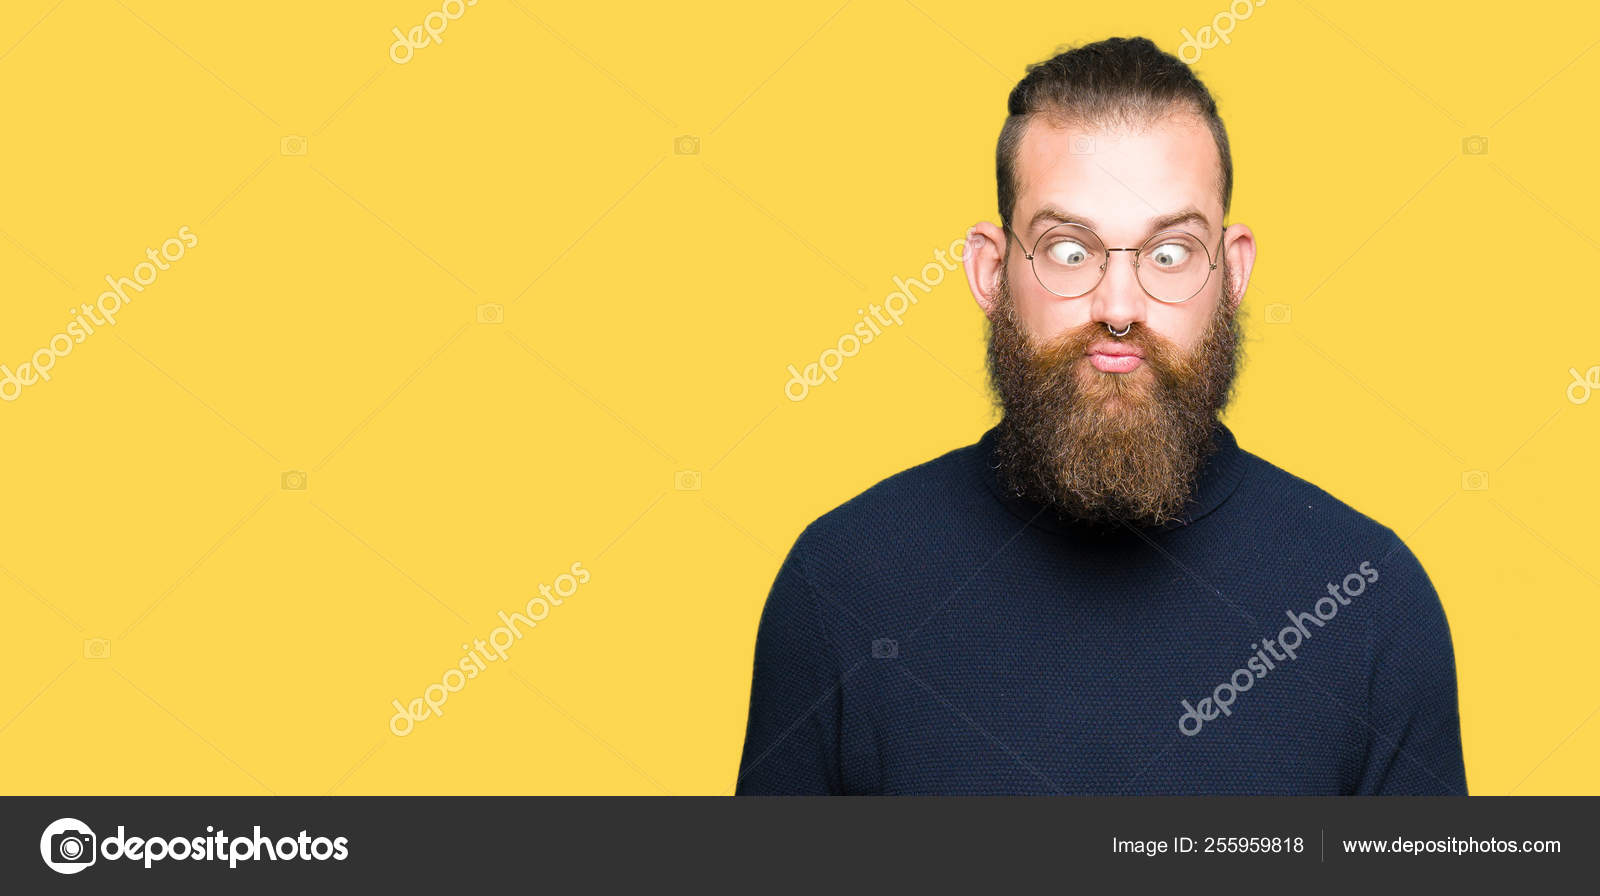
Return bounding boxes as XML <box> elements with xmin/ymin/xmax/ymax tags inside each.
<box><xmin>984</xmin><ymin>265</ymin><xmax>1242</xmax><ymax>527</ymax></box>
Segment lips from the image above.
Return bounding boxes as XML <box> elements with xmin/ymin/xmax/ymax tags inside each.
<box><xmin>1086</xmin><ymin>341</ymin><xmax>1144</xmax><ymax>373</ymax></box>
<box><xmin>1086</xmin><ymin>341</ymin><xmax>1144</xmax><ymax>358</ymax></box>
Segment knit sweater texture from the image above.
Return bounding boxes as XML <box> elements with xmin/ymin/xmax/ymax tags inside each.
<box><xmin>735</xmin><ymin>423</ymin><xmax>1467</xmax><ymax>795</ymax></box>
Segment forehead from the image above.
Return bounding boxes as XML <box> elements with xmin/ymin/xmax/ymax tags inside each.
<box><xmin>1013</xmin><ymin>113</ymin><xmax>1223</xmax><ymax>239</ymax></box>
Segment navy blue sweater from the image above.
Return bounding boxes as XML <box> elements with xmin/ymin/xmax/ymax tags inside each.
<box><xmin>735</xmin><ymin>423</ymin><xmax>1467</xmax><ymax>795</ymax></box>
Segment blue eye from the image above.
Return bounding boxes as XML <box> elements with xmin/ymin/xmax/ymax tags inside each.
<box><xmin>1045</xmin><ymin>240</ymin><xmax>1090</xmax><ymax>266</ymax></box>
<box><xmin>1147</xmin><ymin>243</ymin><xmax>1191</xmax><ymax>268</ymax></box>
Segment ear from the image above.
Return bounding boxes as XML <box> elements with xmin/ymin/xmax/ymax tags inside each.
<box><xmin>964</xmin><ymin>221</ymin><xmax>1008</xmax><ymax>318</ymax></box>
<box><xmin>1220</xmin><ymin>223</ymin><xmax>1256</xmax><ymax>311</ymax></box>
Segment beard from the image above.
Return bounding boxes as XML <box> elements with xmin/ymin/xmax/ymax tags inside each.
<box><xmin>985</xmin><ymin>261</ymin><xmax>1244</xmax><ymax>528</ymax></box>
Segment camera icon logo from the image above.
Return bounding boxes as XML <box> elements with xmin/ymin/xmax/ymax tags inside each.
<box><xmin>1069</xmin><ymin>134</ymin><xmax>1096</xmax><ymax>155</ymax></box>
<box><xmin>1461</xmin><ymin>470</ymin><xmax>1489</xmax><ymax>491</ymax></box>
<box><xmin>871</xmin><ymin>638</ymin><xmax>898</xmax><ymax>659</ymax></box>
<box><xmin>674</xmin><ymin>470</ymin><xmax>701</xmax><ymax>491</ymax></box>
<box><xmin>1461</xmin><ymin>135</ymin><xmax>1489</xmax><ymax>155</ymax></box>
<box><xmin>40</xmin><ymin>818</ymin><xmax>96</xmax><ymax>874</ymax></box>
<box><xmin>84</xmin><ymin>638</ymin><xmax>110</xmax><ymax>659</ymax></box>
<box><xmin>280</xmin><ymin>135</ymin><xmax>308</xmax><ymax>156</ymax></box>
<box><xmin>673</xmin><ymin>135</ymin><xmax>700</xmax><ymax>155</ymax></box>
<box><xmin>281</xmin><ymin>470</ymin><xmax>308</xmax><ymax>491</ymax></box>
<box><xmin>476</xmin><ymin>303</ymin><xmax>504</xmax><ymax>324</ymax></box>
<box><xmin>1265</xmin><ymin>303</ymin><xmax>1292</xmax><ymax>324</ymax></box>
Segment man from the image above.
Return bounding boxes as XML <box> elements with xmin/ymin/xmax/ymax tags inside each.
<box><xmin>736</xmin><ymin>37</ymin><xmax>1466</xmax><ymax>795</ymax></box>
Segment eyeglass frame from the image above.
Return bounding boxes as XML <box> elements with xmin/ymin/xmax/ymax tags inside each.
<box><xmin>1002</xmin><ymin>220</ymin><xmax>1225</xmax><ymax>304</ymax></box>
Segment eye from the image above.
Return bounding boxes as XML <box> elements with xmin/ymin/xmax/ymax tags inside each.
<box><xmin>1044</xmin><ymin>240</ymin><xmax>1091</xmax><ymax>266</ymax></box>
<box><xmin>1146</xmin><ymin>242</ymin><xmax>1191</xmax><ymax>268</ymax></box>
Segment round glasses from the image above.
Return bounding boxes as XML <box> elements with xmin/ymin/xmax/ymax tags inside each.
<box><xmin>1005</xmin><ymin>222</ymin><xmax>1220</xmax><ymax>303</ymax></box>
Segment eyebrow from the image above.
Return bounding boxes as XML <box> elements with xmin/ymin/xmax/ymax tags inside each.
<box><xmin>1027</xmin><ymin>203</ymin><xmax>1213</xmax><ymax>242</ymax></box>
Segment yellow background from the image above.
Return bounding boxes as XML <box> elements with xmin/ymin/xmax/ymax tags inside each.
<box><xmin>1</xmin><ymin>0</ymin><xmax>1595</xmax><ymax>795</ymax></box>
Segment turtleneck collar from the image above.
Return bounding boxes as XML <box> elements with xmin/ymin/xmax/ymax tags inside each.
<box><xmin>976</xmin><ymin>419</ymin><xmax>1249</xmax><ymax>537</ymax></box>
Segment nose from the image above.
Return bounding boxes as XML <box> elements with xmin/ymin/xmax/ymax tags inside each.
<box><xmin>1088</xmin><ymin>248</ymin><xmax>1147</xmax><ymax>335</ymax></box>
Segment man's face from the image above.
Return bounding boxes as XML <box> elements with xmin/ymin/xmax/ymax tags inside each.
<box><xmin>976</xmin><ymin>111</ymin><xmax>1253</xmax><ymax>526</ymax></box>
<box><xmin>1007</xmin><ymin>112</ymin><xmax>1230</xmax><ymax>353</ymax></box>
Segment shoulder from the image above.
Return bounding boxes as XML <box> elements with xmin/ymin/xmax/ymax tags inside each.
<box><xmin>1229</xmin><ymin>446</ymin><xmax>1446</xmax><ymax>631</ymax></box>
<box><xmin>786</xmin><ymin>438</ymin><xmax>987</xmax><ymax>573</ymax></box>
<box><xmin>1230</xmin><ymin>447</ymin><xmax>1411</xmax><ymax>561</ymax></box>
